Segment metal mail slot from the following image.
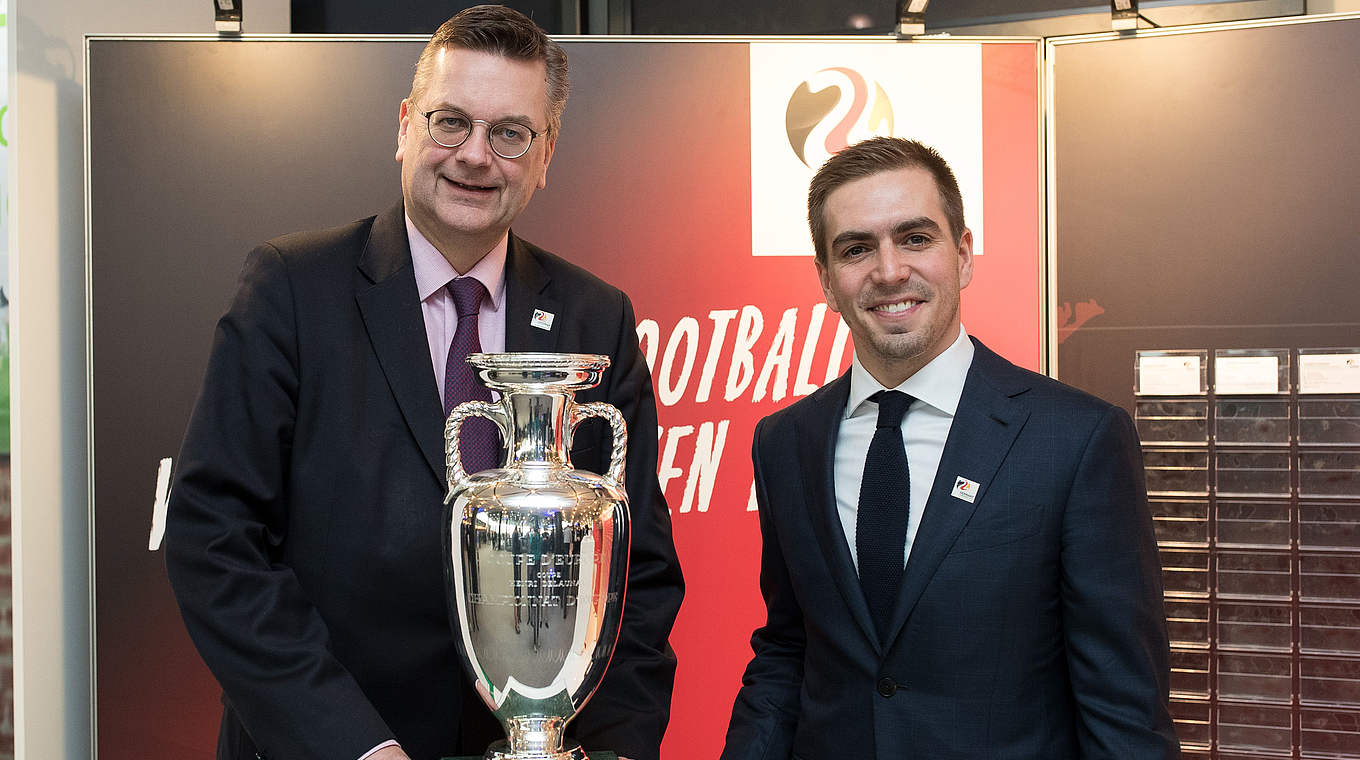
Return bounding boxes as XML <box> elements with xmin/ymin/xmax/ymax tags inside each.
<box><xmin>1218</xmin><ymin>602</ymin><xmax>1292</xmax><ymax>652</ymax></box>
<box><xmin>1144</xmin><ymin>449</ymin><xmax>1210</xmax><ymax>496</ymax></box>
<box><xmin>1218</xmin><ymin>501</ymin><xmax>1291</xmax><ymax>549</ymax></box>
<box><xmin>1216</xmin><ymin>399</ymin><xmax>1291</xmax><ymax>446</ymax></box>
<box><xmin>1217</xmin><ymin>702</ymin><xmax>1294</xmax><ymax>752</ymax></box>
<box><xmin>1300</xmin><ymin>399</ymin><xmax>1360</xmax><ymax>446</ymax></box>
<box><xmin>1299</xmin><ymin>451</ymin><xmax>1360</xmax><ymax>497</ymax></box>
<box><xmin>1218</xmin><ymin>551</ymin><xmax>1292</xmax><ymax>600</ymax></box>
<box><xmin>1217</xmin><ymin>451</ymin><xmax>1292</xmax><ymax>497</ymax></box>
<box><xmin>1151</xmin><ymin>498</ymin><xmax>1209</xmax><ymax>547</ymax></box>
<box><xmin>1137</xmin><ymin>400</ymin><xmax>1209</xmax><ymax>445</ymax></box>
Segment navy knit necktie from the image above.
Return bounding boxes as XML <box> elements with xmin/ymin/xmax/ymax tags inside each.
<box><xmin>444</xmin><ymin>278</ymin><xmax>497</xmax><ymax>474</ymax></box>
<box><xmin>856</xmin><ymin>389</ymin><xmax>914</xmax><ymax>640</ymax></box>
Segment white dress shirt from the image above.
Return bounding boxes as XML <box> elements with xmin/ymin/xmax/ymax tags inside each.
<box><xmin>834</xmin><ymin>325</ymin><xmax>975</xmax><ymax>572</ymax></box>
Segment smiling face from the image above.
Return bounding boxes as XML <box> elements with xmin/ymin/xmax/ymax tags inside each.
<box><xmin>816</xmin><ymin>166</ymin><xmax>973</xmax><ymax>388</ymax></box>
<box><xmin>396</xmin><ymin>47</ymin><xmax>556</xmax><ymax>269</ymax></box>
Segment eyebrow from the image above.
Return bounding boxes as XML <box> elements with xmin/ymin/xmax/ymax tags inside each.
<box><xmin>892</xmin><ymin>216</ymin><xmax>943</xmax><ymax>236</ymax></box>
<box><xmin>427</xmin><ymin>103</ymin><xmax>539</xmax><ymax>128</ymax></box>
<box><xmin>830</xmin><ymin>216</ymin><xmax>943</xmax><ymax>250</ymax></box>
<box><xmin>830</xmin><ymin>229</ymin><xmax>875</xmax><ymax>250</ymax></box>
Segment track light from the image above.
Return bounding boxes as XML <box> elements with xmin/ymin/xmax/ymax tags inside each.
<box><xmin>215</xmin><ymin>0</ymin><xmax>242</xmax><ymax>34</ymax></box>
<box><xmin>897</xmin><ymin>0</ymin><xmax>930</xmax><ymax>37</ymax></box>
<box><xmin>1111</xmin><ymin>0</ymin><xmax>1139</xmax><ymax>31</ymax></box>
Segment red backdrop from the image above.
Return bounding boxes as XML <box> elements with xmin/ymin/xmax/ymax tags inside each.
<box><xmin>515</xmin><ymin>39</ymin><xmax>1042</xmax><ymax>758</ymax></box>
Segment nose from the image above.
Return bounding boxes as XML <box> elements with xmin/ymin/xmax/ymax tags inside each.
<box><xmin>453</xmin><ymin>123</ymin><xmax>494</xmax><ymax>167</ymax></box>
<box><xmin>872</xmin><ymin>246</ymin><xmax>910</xmax><ymax>284</ymax></box>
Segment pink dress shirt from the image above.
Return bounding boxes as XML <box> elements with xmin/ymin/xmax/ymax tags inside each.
<box><xmin>359</xmin><ymin>219</ymin><xmax>509</xmax><ymax>760</ymax></box>
<box><xmin>406</xmin><ymin>216</ymin><xmax>508</xmax><ymax>390</ymax></box>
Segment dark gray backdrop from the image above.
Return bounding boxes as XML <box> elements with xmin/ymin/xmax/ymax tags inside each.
<box><xmin>1051</xmin><ymin>17</ymin><xmax>1360</xmax><ymax>410</ymax></box>
<box><xmin>87</xmin><ymin>39</ymin><xmax>423</xmax><ymax>756</ymax></box>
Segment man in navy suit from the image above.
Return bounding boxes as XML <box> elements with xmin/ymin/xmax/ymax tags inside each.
<box><xmin>722</xmin><ymin>137</ymin><xmax>1178</xmax><ymax>759</ymax></box>
<box><xmin>166</xmin><ymin>7</ymin><xmax>682</xmax><ymax>760</ymax></box>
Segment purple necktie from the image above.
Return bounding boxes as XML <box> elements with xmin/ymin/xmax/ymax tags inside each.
<box><xmin>444</xmin><ymin>278</ymin><xmax>498</xmax><ymax>473</ymax></box>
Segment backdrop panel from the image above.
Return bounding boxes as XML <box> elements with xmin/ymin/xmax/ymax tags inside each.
<box><xmin>88</xmin><ymin>36</ymin><xmax>1041</xmax><ymax>759</ymax></box>
<box><xmin>1050</xmin><ymin>15</ymin><xmax>1360</xmax><ymax>758</ymax></box>
<box><xmin>1051</xmin><ymin>15</ymin><xmax>1360</xmax><ymax>406</ymax></box>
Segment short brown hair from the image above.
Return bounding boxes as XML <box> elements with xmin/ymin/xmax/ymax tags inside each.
<box><xmin>807</xmin><ymin>137</ymin><xmax>965</xmax><ymax>265</ymax></box>
<box><xmin>408</xmin><ymin>5</ymin><xmax>569</xmax><ymax>137</ymax></box>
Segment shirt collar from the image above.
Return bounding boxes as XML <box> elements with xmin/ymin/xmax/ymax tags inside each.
<box><xmin>845</xmin><ymin>325</ymin><xmax>975</xmax><ymax>420</ymax></box>
<box><xmin>406</xmin><ymin>214</ymin><xmax>507</xmax><ymax>309</ymax></box>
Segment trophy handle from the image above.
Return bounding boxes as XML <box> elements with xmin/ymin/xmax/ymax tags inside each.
<box><xmin>444</xmin><ymin>400</ymin><xmax>505</xmax><ymax>501</ymax></box>
<box><xmin>570</xmin><ymin>402</ymin><xmax>628</xmax><ymax>487</ymax></box>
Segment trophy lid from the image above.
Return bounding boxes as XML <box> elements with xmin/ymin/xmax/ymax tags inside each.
<box><xmin>467</xmin><ymin>352</ymin><xmax>611</xmax><ymax>392</ymax></box>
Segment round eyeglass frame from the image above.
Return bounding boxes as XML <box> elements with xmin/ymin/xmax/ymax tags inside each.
<box><xmin>421</xmin><ymin>108</ymin><xmax>542</xmax><ymax>160</ymax></box>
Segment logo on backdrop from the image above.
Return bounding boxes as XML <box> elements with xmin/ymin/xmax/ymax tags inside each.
<box><xmin>785</xmin><ymin>67</ymin><xmax>894</xmax><ymax>169</ymax></box>
<box><xmin>750</xmin><ymin>43</ymin><xmax>985</xmax><ymax>258</ymax></box>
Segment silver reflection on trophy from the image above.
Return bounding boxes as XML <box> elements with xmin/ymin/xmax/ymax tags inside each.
<box><xmin>443</xmin><ymin>352</ymin><xmax>630</xmax><ymax>760</ymax></box>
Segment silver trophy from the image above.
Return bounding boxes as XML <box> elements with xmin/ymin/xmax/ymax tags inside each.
<box><xmin>443</xmin><ymin>352</ymin><xmax>630</xmax><ymax>760</ymax></box>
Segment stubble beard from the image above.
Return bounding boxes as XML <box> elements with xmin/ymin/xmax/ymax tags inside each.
<box><xmin>861</xmin><ymin>285</ymin><xmax>960</xmax><ymax>371</ymax></box>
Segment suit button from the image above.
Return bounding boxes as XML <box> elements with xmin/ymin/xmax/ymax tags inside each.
<box><xmin>876</xmin><ymin>677</ymin><xmax>897</xmax><ymax>697</ymax></box>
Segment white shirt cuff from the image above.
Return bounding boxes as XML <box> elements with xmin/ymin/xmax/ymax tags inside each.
<box><xmin>358</xmin><ymin>739</ymin><xmax>400</xmax><ymax>760</ymax></box>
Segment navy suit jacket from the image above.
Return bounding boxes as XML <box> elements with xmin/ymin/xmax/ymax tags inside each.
<box><xmin>166</xmin><ymin>202</ymin><xmax>683</xmax><ymax>760</ymax></box>
<box><xmin>722</xmin><ymin>338</ymin><xmax>1178</xmax><ymax>760</ymax></box>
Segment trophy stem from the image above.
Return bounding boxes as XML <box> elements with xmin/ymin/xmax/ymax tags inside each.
<box><xmin>484</xmin><ymin>716</ymin><xmax>586</xmax><ymax>760</ymax></box>
<box><xmin>503</xmin><ymin>391</ymin><xmax>572</xmax><ymax>472</ymax></box>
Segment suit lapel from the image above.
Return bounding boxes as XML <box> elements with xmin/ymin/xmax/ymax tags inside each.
<box><xmin>882</xmin><ymin>340</ymin><xmax>1031</xmax><ymax>645</ymax></box>
<box><xmin>503</xmin><ymin>234</ymin><xmax>560</xmax><ymax>353</ymax></box>
<box><xmin>795</xmin><ymin>375</ymin><xmax>882</xmax><ymax>653</ymax></box>
<box><xmin>355</xmin><ymin>202</ymin><xmax>447</xmax><ymax>485</ymax></box>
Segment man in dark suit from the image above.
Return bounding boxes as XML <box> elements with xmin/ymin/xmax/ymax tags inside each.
<box><xmin>721</xmin><ymin>137</ymin><xmax>1178</xmax><ymax>759</ymax></box>
<box><xmin>165</xmin><ymin>7</ymin><xmax>682</xmax><ymax>760</ymax></box>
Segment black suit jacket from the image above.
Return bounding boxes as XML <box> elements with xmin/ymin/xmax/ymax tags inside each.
<box><xmin>722</xmin><ymin>338</ymin><xmax>1178</xmax><ymax>760</ymax></box>
<box><xmin>166</xmin><ymin>202</ymin><xmax>683</xmax><ymax>760</ymax></box>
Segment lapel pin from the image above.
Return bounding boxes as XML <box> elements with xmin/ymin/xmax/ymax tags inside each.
<box><xmin>531</xmin><ymin>309</ymin><xmax>555</xmax><ymax>331</ymax></box>
<box><xmin>951</xmin><ymin>476</ymin><xmax>980</xmax><ymax>503</ymax></box>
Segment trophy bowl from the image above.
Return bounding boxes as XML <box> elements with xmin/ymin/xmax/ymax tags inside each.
<box><xmin>443</xmin><ymin>352</ymin><xmax>630</xmax><ymax>760</ymax></box>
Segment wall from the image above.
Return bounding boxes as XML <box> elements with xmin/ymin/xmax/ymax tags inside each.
<box><xmin>7</xmin><ymin>0</ymin><xmax>1360</xmax><ymax>758</ymax></box>
<box><xmin>291</xmin><ymin>0</ymin><xmax>564</xmax><ymax>33</ymax></box>
<box><xmin>0</xmin><ymin>0</ymin><xmax>11</xmax><ymax>754</ymax></box>
<box><xmin>931</xmin><ymin>0</ymin><xmax>1360</xmax><ymax>35</ymax></box>
<box><xmin>7</xmin><ymin>2</ymin><xmax>287</xmax><ymax>758</ymax></box>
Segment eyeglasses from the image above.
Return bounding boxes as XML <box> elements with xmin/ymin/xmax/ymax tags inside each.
<box><xmin>421</xmin><ymin>108</ymin><xmax>542</xmax><ymax>159</ymax></box>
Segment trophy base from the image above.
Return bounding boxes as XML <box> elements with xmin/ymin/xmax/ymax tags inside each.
<box><xmin>485</xmin><ymin>739</ymin><xmax>590</xmax><ymax>760</ymax></box>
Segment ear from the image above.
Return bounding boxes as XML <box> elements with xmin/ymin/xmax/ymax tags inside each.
<box><xmin>816</xmin><ymin>259</ymin><xmax>841</xmax><ymax>313</ymax></box>
<box><xmin>537</xmin><ymin>132</ymin><xmax>558</xmax><ymax>190</ymax></box>
<box><xmin>956</xmin><ymin>227</ymin><xmax>975</xmax><ymax>290</ymax></box>
<box><xmin>396</xmin><ymin>99</ymin><xmax>413</xmax><ymax>162</ymax></box>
